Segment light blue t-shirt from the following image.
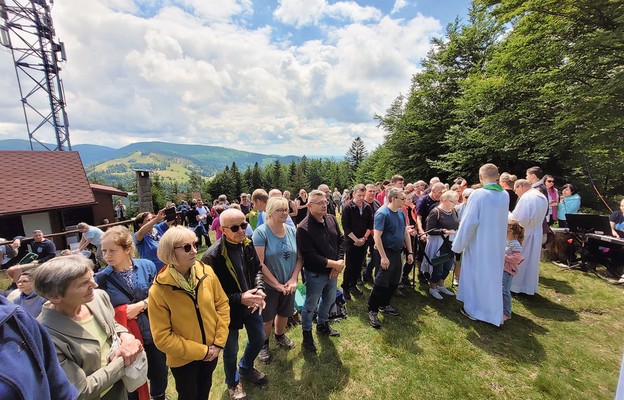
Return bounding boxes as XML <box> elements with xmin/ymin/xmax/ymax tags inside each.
<box><xmin>84</xmin><ymin>226</ymin><xmax>104</xmax><ymax>246</ymax></box>
<box><xmin>252</xmin><ymin>224</ymin><xmax>297</xmax><ymax>284</ymax></box>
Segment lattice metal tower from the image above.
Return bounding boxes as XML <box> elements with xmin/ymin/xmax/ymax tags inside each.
<box><xmin>0</xmin><ymin>0</ymin><xmax>70</xmax><ymax>150</ymax></box>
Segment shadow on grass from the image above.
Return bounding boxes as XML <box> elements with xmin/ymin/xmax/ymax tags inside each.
<box><xmin>540</xmin><ymin>276</ymin><xmax>575</xmax><ymax>295</ymax></box>
<box><xmin>514</xmin><ymin>293</ymin><xmax>579</xmax><ymax>321</ymax></box>
<box><xmin>466</xmin><ymin>313</ymin><xmax>548</xmax><ymax>364</ymax></box>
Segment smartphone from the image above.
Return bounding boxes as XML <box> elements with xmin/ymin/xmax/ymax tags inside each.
<box><xmin>165</xmin><ymin>207</ymin><xmax>177</xmax><ymax>222</ymax></box>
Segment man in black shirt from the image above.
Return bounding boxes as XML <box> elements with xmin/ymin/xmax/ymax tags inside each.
<box><xmin>341</xmin><ymin>184</ymin><xmax>374</xmax><ymax>299</ymax></box>
<box><xmin>363</xmin><ymin>184</ymin><xmax>382</xmax><ymax>284</ymax></box>
<box><xmin>297</xmin><ymin>190</ymin><xmax>344</xmax><ymax>352</ymax></box>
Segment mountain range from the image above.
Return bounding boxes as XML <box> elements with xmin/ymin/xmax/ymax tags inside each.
<box><xmin>0</xmin><ymin>139</ymin><xmax>301</xmax><ymax>183</ymax></box>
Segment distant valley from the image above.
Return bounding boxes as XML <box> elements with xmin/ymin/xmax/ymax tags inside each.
<box><xmin>0</xmin><ymin>139</ymin><xmax>300</xmax><ymax>185</ymax></box>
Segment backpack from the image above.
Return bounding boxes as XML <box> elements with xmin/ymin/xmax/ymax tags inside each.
<box><xmin>327</xmin><ymin>289</ymin><xmax>348</xmax><ymax>321</ymax></box>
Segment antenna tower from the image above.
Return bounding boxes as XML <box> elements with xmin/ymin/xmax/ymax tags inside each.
<box><xmin>0</xmin><ymin>0</ymin><xmax>70</xmax><ymax>150</ymax></box>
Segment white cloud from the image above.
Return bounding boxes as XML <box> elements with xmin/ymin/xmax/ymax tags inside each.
<box><xmin>273</xmin><ymin>0</ymin><xmax>326</xmax><ymax>28</ymax></box>
<box><xmin>391</xmin><ymin>0</ymin><xmax>408</xmax><ymax>14</ymax></box>
<box><xmin>0</xmin><ymin>0</ymin><xmax>446</xmax><ymax>156</ymax></box>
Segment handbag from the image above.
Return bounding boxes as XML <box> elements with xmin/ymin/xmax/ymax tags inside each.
<box><xmin>110</xmin><ymin>334</ymin><xmax>149</xmax><ymax>392</ymax></box>
<box><xmin>423</xmin><ymin>235</ymin><xmax>454</xmax><ymax>266</ymax></box>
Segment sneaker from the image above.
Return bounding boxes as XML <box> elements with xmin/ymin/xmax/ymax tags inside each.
<box><xmin>316</xmin><ymin>322</ymin><xmax>340</xmax><ymax>337</ymax></box>
<box><xmin>379</xmin><ymin>305</ymin><xmax>400</xmax><ymax>316</ymax></box>
<box><xmin>429</xmin><ymin>288</ymin><xmax>443</xmax><ymax>300</ymax></box>
<box><xmin>228</xmin><ymin>382</ymin><xmax>247</xmax><ymax>400</ymax></box>
<box><xmin>398</xmin><ymin>282</ymin><xmax>404</xmax><ymax>290</ymax></box>
<box><xmin>453</xmin><ymin>277</ymin><xmax>459</xmax><ymax>287</ymax></box>
<box><xmin>437</xmin><ymin>286</ymin><xmax>455</xmax><ymax>296</ymax></box>
<box><xmin>350</xmin><ymin>285</ymin><xmax>363</xmax><ymax>296</ymax></box>
<box><xmin>302</xmin><ymin>330</ymin><xmax>317</xmax><ymax>352</ymax></box>
<box><xmin>368</xmin><ymin>311</ymin><xmax>381</xmax><ymax>329</ymax></box>
<box><xmin>417</xmin><ymin>271</ymin><xmax>428</xmax><ymax>284</ymax></box>
<box><xmin>343</xmin><ymin>289</ymin><xmax>352</xmax><ymax>300</ymax></box>
<box><xmin>257</xmin><ymin>343</ymin><xmax>271</xmax><ymax>363</ymax></box>
<box><xmin>275</xmin><ymin>334</ymin><xmax>295</xmax><ymax>350</ymax></box>
<box><xmin>401</xmin><ymin>277</ymin><xmax>411</xmax><ymax>286</ymax></box>
<box><xmin>461</xmin><ymin>307</ymin><xmax>476</xmax><ymax>321</ymax></box>
<box><xmin>239</xmin><ymin>367</ymin><xmax>267</xmax><ymax>385</ymax></box>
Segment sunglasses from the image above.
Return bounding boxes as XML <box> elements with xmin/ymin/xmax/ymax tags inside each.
<box><xmin>546</xmin><ymin>180</ymin><xmax>554</xmax><ymax>183</ymax></box>
<box><xmin>224</xmin><ymin>222</ymin><xmax>249</xmax><ymax>232</ymax></box>
<box><xmin>174</xmin><ymin>243</ymin><xmax>196</xmax><ymax>252</ymax></box>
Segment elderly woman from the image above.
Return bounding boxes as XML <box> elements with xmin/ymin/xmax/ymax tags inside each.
<box><xmin>423</xmin><ymin>190</ymin><xmax>460</xmax><ymax>300</ymax></box>
<box><xmin>12</xmin><ymin>271</ymin><xmax>46</xmax><ymax>317</ymax></box>
<box><xmin>34</xmin><ymin>255</ymin><xmax>143</xmax><ymax>400</ymax></box>
<box><xmin>557</xmin><ymin>184</ymin><xmax>581</xmax><ymax>229</ymax></box>
<box><xmin>252</xmin><ymin>196</ymin><xmax>303</xmax><ymax>363</ymax></box>
<box><xmin>148</xmin><ymin>226</ymin><xmax>230</xmax><ymax>400</ymax></box>
<box><xmin>96</xmin><ymin>226</ymin><xmax>168</xmax><ymax>400</ymax></box>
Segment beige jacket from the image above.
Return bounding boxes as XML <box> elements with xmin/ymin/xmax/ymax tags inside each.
<box><xmin>38</xmin><ymin>289</ymin><xmax>128</xmax><ymax>400</ymax></box>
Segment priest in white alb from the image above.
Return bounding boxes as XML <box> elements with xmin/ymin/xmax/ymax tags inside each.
<box><xmin>452</xmin><ymin>163</ymin><xmax>509</xmax><ymax>326</ymax></box>
<box><xmin>510</xmin><ymin>179</ymin><xmax>548</xmax><ymax>295</ymax></box>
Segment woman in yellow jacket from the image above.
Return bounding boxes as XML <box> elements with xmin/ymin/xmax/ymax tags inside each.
<box><xmin>148</xmin><ymin>226</ymin><xmax>230</xmax><ymax>400</ymax></box>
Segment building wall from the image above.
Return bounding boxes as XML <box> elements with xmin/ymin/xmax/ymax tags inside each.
<box><xmin>93</xmin><ymin>191</ymin><xmax>115</xmax><ymax>225</ymax></box>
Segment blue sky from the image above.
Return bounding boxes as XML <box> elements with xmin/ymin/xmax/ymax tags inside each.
<box><xmin>0</xmin><ymin>0</ymin><xmax>472</xmax><ymax>156</ymax></box>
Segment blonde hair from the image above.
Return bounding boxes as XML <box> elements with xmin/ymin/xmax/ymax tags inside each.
<box><xmin>157</xmin><ymin>226</ymin><xmax>197</xmax><ymax>266</ymax></box>
<box><xmin>101</xmin><ymin>225</ymin><xmax>136</xmax><ymax>254</ymax></box>
<box><xmin>266</xmin><ymin>197</ymin><xmax>289</xmax><ymax>219</ymax></box>
<box><xmin>440</xmin><ymin>190</ymin><xmax>459</xmax><ymax>202</ymax></box>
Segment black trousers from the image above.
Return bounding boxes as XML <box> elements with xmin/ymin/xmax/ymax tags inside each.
<box><xmin>170</xmin><ymin>359</ymin><xmax>218</xmax><ymax>400</ymax></box>
<box><xmin>368</xmin><ymin>284</ymin><xmax>399</xmax><ymax>312</ymax></box>
<box><xmin>342</xmin><ymin>244</ymin><xmax>367</xmax><ymax>289</ymax></box>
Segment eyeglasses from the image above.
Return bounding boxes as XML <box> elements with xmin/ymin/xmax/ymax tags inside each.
<box><xmin>310</xmin><ymin>200</ymin><xmax>329</xmax><ymax>206</ymax></box>
<box><xmin>274</xmin><ymin>209</ymin><xmax>289</xmax><ymax>213</ymax></box>
<box><xmin>396</xmin><ymin>197</ymin><xmax>406</xmax><ymax>201</ymax></box>
<box><xmin>174</xmin><ymin>243</ymin><xmax>196</xmax><ymax>252</ymax></box>
<box><xmin>223</xmin><ymin>222</ymin><xmax>249</xmax><ymax>232</ymax></box>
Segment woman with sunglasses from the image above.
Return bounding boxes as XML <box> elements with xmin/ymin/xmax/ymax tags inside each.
<box><xmin>148</xmin><ymin>226</ymin><xmax>230</xmax><ymax>400</ymax></box>
<box><xmin>544</xmin><ymin>175</ymin><xmax>559</xmax><ymax>226</ymax></box>
<box><xmin>96</xmin><ymin>226</ymin><xmax>168</xmax><ymax>400</ymax></box>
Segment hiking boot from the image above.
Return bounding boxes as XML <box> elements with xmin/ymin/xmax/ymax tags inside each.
<box><xmin>350</xmin><ymin>285</ymin><xmax>363</xmax><ymax>296</ymax></box>
<box><xmin>368</xmin><ymin>311</ymin><xmax>381</xmax><ymax>329</ymax></box>
<box><xmin>302</xmin><ymin>330</ymin><xmax>317</xmax><ymax>352</ymax></box>
<box><xmin>342</xmin><ymin>289</ymin><xmax>352</xmax><ymax>300</ymax></box>
<box><xmin>379</xmin><ymin>305</ymin><xmax>400</xmax><ymax>316</ymax></box>
<box><xmin>239</xmin><ymin>367</ymin><xmax>267</xmax><ymax>385</ymax></box>
<box><xmin>275</xmin><ymin>333</ymin><xmax>295</xmax><ymax>350</ymax></box>
<box><xmin>257</xmin><ymin>343</ymin><xmax>271</xmax><ymax>363</ymax></box>
<box><xmin>227</xmin><ymin>382</ymin><xmax>247</xmax><ymax>400</ymax></box>
<box><xmin>316</xmin><ymin>322</ymin><xmax>340</xmax><ymax>337</ymax></box>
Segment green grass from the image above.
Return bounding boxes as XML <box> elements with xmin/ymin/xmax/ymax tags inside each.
<box><xmin>4</xmin><ymin>254</ymin><xmax>621</xmax><ymax>399</ymax></box>
<box><xmin>159</xmin><ymin>260</ymin><xmax>624</xmax><ymax>400</ymax></box>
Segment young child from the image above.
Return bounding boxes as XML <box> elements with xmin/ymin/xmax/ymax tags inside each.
<box><xmin>503</xmin><ymin>220</ymin><xmax>524</xmax><ymax>322</ymax></box>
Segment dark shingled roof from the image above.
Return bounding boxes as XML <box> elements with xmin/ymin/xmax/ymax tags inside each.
<box><xmin>90</xmin><ymin>183</ymin><xmax>128</xmax><ymax>196</ymax></box>
<box><xmin>0</xmin><ymin>151</ymin><xmax>97</xmax><ymax>217</ymax></box>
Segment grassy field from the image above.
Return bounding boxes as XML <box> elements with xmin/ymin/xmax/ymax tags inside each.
<box><xmin>3</xmin><ymin>253</ymin><xmax>622</xmax><ymax>399</ymax></box>
<box><xmin>167</xmin><ymin>257</ymin><xmax>624</xmax><ymax>400</ymax></box>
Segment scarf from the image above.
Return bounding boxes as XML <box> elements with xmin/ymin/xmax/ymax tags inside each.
<box><xmin>482</xmin><ymin>183</ymin><xmax>503</xmax><ymax>191</ymax></box>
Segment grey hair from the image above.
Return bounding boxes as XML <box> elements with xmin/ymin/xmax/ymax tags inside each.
<box><xmin>33</xmin><ymin>255</ymin><xmax>93</xmax><ymax>298</ymax></box>
<box><xmin>387</xmin><ymin>187</ymin><xmax>403</xmax><ymax>200</ymax></box>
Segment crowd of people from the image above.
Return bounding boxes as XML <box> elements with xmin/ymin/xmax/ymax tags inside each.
<box><xmin>3</xmin><ymin>162</ymin><xmax>624</xmax><ymax>400</ymax></box>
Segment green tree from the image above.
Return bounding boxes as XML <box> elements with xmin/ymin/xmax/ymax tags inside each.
<box><xmin>345</xmin><ymin>137</ymin><xmax>369</xmax><ymax>171</ymax></box>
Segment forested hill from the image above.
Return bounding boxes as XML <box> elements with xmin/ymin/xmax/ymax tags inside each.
<box><xmin>0</xmin><ymin>139</ymin><xmax>300</xmax><ymax>184</ymax></box>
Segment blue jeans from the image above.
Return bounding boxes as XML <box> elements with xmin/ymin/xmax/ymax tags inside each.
<box><xmin>502</xmin><ymin>271</ymin><xmax>513</xmax><ymax>317</ymax></box>
<box><xmin>302</xmin><ymin>270</ymin><xmax>337</xmax><ymax>332</ymax></box>
<box><xmin>223</xmin><ymin>312</ymin><xmax>265</xmax><ymax>387</ymax></box>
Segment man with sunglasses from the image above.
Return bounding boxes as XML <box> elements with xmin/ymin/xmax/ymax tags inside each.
<box><xmin>297</xmin><ymin>190</ymin><xmax>345</xmax><ymax>352</ymax></box>
<box><xmin>202</xmin><ymin>208</ymin><xmax>267</xmax><ymax>400</ymax></box>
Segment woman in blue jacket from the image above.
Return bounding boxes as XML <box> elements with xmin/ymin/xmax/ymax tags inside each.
<box><xmin>557</xmin><ymin>184</ymin><xmax>582</xmax><ymax>228</ymax></box>
<box><xmin>96</xmin><ymin>226</ymin><xmax>168</xmax><ymax>400</ymax></box>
